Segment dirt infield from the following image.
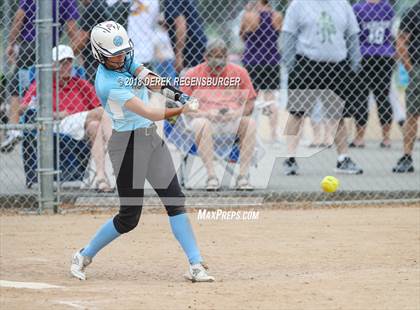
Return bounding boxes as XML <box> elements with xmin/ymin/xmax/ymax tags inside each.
<box><xmin>1</xmin><ymin>206</ymin><xmax>419</xmax><ymax>310</ymax></box>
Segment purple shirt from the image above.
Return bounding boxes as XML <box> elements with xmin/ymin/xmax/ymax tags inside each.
<box><xmin>19</xmin><ymin>0</ymin><xmax>79</xmax><ymax>43</ymax></box>
<box><xmin>242</xmin><ymin>11</ymin><xmax>281</xmax><ymax>66</ymax></box>
<box><xmin>353</xmin><ymin>0</ymin><xmax>395</xmax><ymax>57</ymax></box>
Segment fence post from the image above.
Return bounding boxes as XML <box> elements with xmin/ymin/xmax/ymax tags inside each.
<box><xmin>36</xmin><ymin>0</ymin><xmax>55</xmax><ymax>213</ymax></box>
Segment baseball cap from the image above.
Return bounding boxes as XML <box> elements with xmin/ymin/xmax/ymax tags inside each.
<box><xmin>52</xmin><ymin>45</ymin><xmax>75</xmax><ymax>62</ymax></box>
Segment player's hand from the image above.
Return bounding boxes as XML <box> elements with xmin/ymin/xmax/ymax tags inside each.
<box><xmin>182</xmin><ymin>97</ymin><xmax>200</xmax><ymax>114</ymax></box>
<box><xmin>6</xmin><ymin>44</ymin><xmax>16</xmax><ymax>64</ymax></box>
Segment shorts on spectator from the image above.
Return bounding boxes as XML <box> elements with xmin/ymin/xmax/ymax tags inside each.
<box><xmin>245</xmin><ymin>64</ymin><xmax>280</xmax><ymax>90</ymax></box>
<box><xmin>287</xmin><ymin>55</ymin><xmax>353</xmax><ymax>119</ymax></box>
<box><xmin>406</xmin><ymin>65</ymin><xmax>420</xmax><ymax>116</ymax></box>
<box><xmin>57</xmin><ymin>111</ymin><xmax>89</xmax><ymax>140</ymax></box>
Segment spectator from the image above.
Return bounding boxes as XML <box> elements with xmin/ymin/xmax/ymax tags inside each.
<box><xmin>1</xmin><ymin>0</ymin><xmax>80</xmax><ymax>153</ymax></box>
<box><xmin>281</xmin><ymin>0</ymin><xmax>364</xmax><ymax>175</ymax></box>
<box><xmin>78</xmin><ymin>0</ymin><xmax>111</xmax><ymax>83</ymax></box>
<box><xmin>180</xmin><ymin>39</ymin><xmax>257</xmax><ymax>190</ymax></box>
<box><xmin>393</xmin><ymin>2</ymin><xmax>420</xmax><ymax>173</ymax></box>
<box><xmin>240</xmin><ymin>0</ymin><xmax>282</xmax><ymax>143</ymax></box>
<box><xmin>350</xmin><ymin>0</ymin><xmax>396</xmax><ymax>148</ymax></box>
<box><xmin>127</xmin><ymin>0</ymin><xmax>160</xmax><ymax>68</ymax></box>
<box><xmin>163</xmin><ymin>0</ymin><xmax>207</xmax><ymax>73</ymax></box>
<box><xmin>21</xmin><ymin>45</ymin><xmax>112</xmax><ymax>192</ymax></box>
<box><xmin>153</xmin><ymin>15</ymin><xmax>177</xmax><ymax>82</ymax></box>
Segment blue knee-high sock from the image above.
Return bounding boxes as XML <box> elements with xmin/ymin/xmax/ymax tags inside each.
<box><xmin>169</xmin><ymin>213</ymin><xmax>202</xmax><ymax>265</ymax></box>
<box><xmin>81</xmin><ymin>218</ymin><xmax>120</xmax><ymax>258</ymax></box>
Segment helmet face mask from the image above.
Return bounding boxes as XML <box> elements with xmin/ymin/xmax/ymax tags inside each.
<box><xmin>102</xmin><ymin>45</ymin><xmax>134</xmax><ymax>71</ymax></box>
<box><xmin>90</xmin><ymin>21</ymin><xmax>134</xmax><ymax>72</ymax></box>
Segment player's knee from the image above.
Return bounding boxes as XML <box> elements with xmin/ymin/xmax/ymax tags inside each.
<box><xmin>167</xmin><ymin>205</ymin><xmax>186</xmax><ymax>216</ymax></box>
<box><xmin>113</xmin><ymin>212</ymin><xmax>141</xmax><ymax>234</ymax></box>
<box><xmin>165</xmin><ymin>191</ymin><xmax>186</xmax><ymax>216</ymax></box>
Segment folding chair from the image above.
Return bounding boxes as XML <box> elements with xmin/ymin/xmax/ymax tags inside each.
<box><xmin>163</xmin><ymin>114</ymin><xmax>262</xmax><ymax>190</ymax></box>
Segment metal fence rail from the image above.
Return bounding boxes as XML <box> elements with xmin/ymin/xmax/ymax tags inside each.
<box><xmin>0</xmin><ymin>0</ymin><xmax>419</xmax><ymax>211</ymax></box>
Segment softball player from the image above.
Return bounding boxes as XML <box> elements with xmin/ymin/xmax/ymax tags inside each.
<box><xmin>70</xmin><ymin>21</ymin><xmax>214</xmax><ymax>282</ymax></box>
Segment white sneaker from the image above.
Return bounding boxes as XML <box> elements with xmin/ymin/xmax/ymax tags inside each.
<box><xmin>184</xmin><ymin>263</ymin><xmax>215</xmax><ymax>283</ymax></box>
<box><xmin>70</xmin><ymin>249</ymin><xmax>92</xmax><ymax>280</ymax></box>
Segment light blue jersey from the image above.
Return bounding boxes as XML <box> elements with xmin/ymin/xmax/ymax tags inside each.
<box><xmin>95</xmin><ymin>60</ymin><xmax>152</xmax><ymax>132</ymax></box>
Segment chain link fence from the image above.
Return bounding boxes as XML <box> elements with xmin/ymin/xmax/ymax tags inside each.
<box><xmin>0</xmin><ymin>0</ymin><xmax>419</xmax><ymax>211</ymax></box>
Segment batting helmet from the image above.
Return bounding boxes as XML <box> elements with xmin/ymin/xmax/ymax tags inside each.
<box><xmin>90</xmin><ymin>21</ymin><xmax>134</xmax><ymax>66</ymax></box>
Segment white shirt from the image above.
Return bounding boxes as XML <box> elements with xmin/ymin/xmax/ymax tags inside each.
<box><xmin>127</xmin><ymin>0</ymin><xmax>160</xmax><ymax>64</ymax></box>
<box><xmin>153</xmin><ymin>28</ymin><xmax>175</xmax><ymax>61</ymax></box>
<box><xmin>282</xmin><ymin>0</ymin><xmax>360</xmax><ymax>62</ymax></box>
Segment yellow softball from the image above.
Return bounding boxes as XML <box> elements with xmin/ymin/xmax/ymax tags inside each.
<box><xmin>321</xmin><ymin>176</ymin><xmax>339</xmax><ymax>193</ymax></box>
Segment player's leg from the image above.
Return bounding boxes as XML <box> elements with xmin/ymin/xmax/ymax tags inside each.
<box><xmin>146</xmin><ymin>133</ymin><xmax>214</xmax><ymax>282</ymax></box>
<box><xmin>71</xmin><ymin>131</ymin><xmax>147</xmax><ymax>280</ymax></box>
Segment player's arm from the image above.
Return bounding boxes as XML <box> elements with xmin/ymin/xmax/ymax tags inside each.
<box><xmin>6</xmin><ymin>7</ymin><xmax>25</xmax><ymax>63</ymax></box>
<box><xmin>133</xmin><ymin>65</ymin><xmax>192</xmax><ymax>107</ymax></box>
<box><xmin>124</xmin><ymin>96</ymin><xmax>191</xmax><ymax>121</ymax></box>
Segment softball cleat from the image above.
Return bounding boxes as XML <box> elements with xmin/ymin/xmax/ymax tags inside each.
<box><xmin>70</xmin><ymin>249</ymin><xmax>92</xmax><ymax>280</ymax></box>
<box><xmin>184</xmin><ymin>263</ymin><xmax>215</xmax><ymax>283</ymax></box>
